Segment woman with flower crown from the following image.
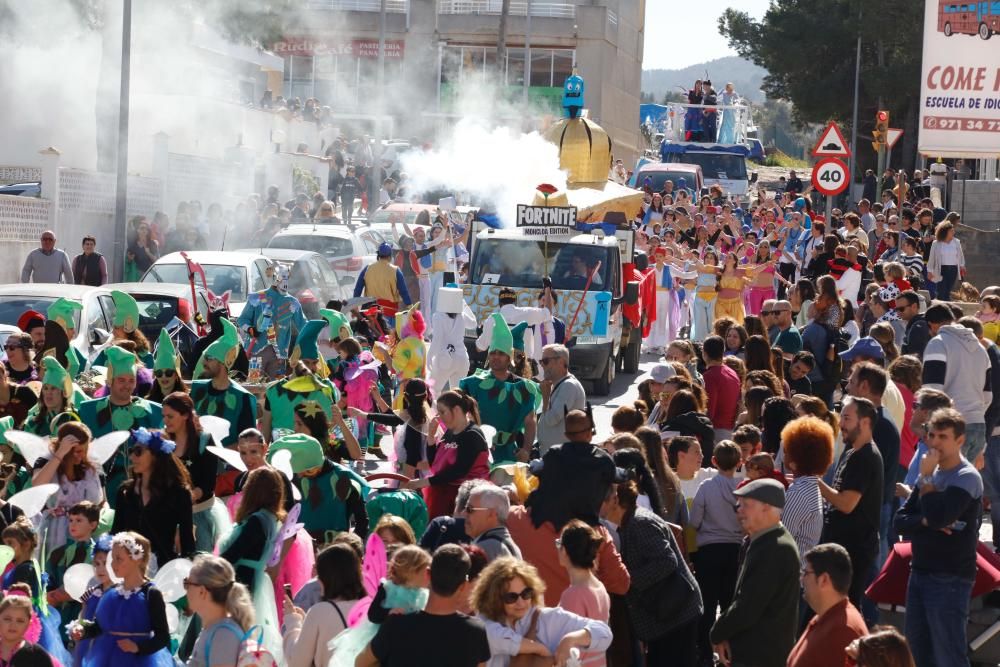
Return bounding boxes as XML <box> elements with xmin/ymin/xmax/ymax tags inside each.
<box><xmin>69</xmin><ymin>531</ymin><xmax>174</xmax><ymax>667</ymax></box>
<box><xmin>110</xmin><ymin>428</ymin><xmax>196</xmax><ymax>570</ymax></box>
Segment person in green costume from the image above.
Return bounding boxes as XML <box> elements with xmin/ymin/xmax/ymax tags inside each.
<box><xmin>319</xmin><ymin>307</ymin><xmax>353</xmax><ymax>365</ymax></box>
<box><xmin>458</xmin><ymin>314</ymin><xmax>540</xmax><ymax>464</ymax></box>
<box><xmin>259</xmin><ymin>320</ymin><xmax>340</xmax><ymax>441</ymax></box>
<box><xmin>0</xmin><ymin>415</ymin><xmax>33</xmax><ymax>497</ymax></box>
<box><xmin>45</xmin><ymin>500</ymin><xmax>99</xmax><ymax>642</ymax></box>
<box><xmin>90</xmin><ymin>290</ymin><xmax>154</xmax><ymax>369</ymax></box>
<box><xmin>189</xmin><ymin>318</ymin><xmax>257</xmax><ymax>447</ymax></box>
<box><xmin>46</xmin><ymin>298</ymin><xmax>87</xmax><ymax>373</ymax></box>
<box><xmin>23</xmin><ymin>356</ymin><xmax>81</xmax><ymax>438</ymax></box>
<box><xmin>77</xmin><ymin>345</ymin><xmax>162</xmax><ymax>507</ymax></box>
<box><xmin>265</xmin><ymin>432</ymin><xmax>369</xmax><ymax>543</ymax></box>
<box><xmin>147</xmin><ymin>328</ymin><xmax>186</xmax><ymax>402</ymax></box>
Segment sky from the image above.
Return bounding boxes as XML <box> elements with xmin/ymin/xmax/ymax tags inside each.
<box><xmin>643</xmin><ymin>0</ymin><xmax>772</xmax><ymax>70</ymax></box>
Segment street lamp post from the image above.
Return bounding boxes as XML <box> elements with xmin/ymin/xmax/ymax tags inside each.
<box><xmin>112</xmin><ymin>0</ymin><xmax>132</xmax><ymax>281</ymax></box>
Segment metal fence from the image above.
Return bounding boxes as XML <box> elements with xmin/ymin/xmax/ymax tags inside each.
<box><xmin>307</xmin><ymin>0</ymin><xmax>408</xmax><ymax>11</ymax></box>
<box><xmin>437</xmin><ymin>0</ymin><xmax>576</xmax><ymax>18</ymax></box>
<box><xmin>0</xmin><ymin>166</ymin><xmax>42</xmax><ymax>186</ymax></box>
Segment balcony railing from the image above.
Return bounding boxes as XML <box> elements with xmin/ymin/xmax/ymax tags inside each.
<box><xmin>307</xmin><ymin>0</ymin><xmax>408</xmax><ymax>12</ymax></box>
<box><xmin>438</xmin><ymin>0</ymin><xmax>576</xmax><ymax>18</ymax></box>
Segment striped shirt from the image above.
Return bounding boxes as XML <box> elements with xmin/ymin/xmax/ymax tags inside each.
<box><xmin>782</xmin><ymin>475</ymin><xmax>823</xmax><ymax>564</ymax></box>
<box><xmin>900</xmin><ymin>252</ymin><xmax>925</xmax><ymax>278</ymax></box>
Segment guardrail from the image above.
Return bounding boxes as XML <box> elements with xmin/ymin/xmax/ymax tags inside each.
<box><xmin>307</xmin><ymin>0</ymin><xmax>408</xmax><ymax>11</ymax></box>
<box><xmin>438</xmin><ymin>0</ymin><xmax>575</xmax><ymax>18</ymax></box>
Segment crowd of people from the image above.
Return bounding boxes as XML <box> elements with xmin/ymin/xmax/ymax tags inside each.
<box><xmin>3</xmin><ymin>153</ymin><xmax>999</xmax><ymax>667</ymax></box>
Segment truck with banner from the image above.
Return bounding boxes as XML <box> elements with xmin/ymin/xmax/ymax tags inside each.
<box><xmin>461</xmin><ymin>215</ymin><xmax>641</xmax><ymax>395</ymax></box>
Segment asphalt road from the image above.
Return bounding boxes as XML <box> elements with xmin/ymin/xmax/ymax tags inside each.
<box><xmin>589</xmin><ymin>351</ymin><xmax>661</xmax><ymax>438</ymax></box>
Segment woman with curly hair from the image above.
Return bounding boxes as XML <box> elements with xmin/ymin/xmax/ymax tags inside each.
<box><xmin>780</xmin><ymin>416</ymin><xmax>834</xmax><ymax>563</ymax></box>
<box><xmin>162</xmin><ymin>391</ymin><xmax>231</xmax><ymax>552</ymax></box>
<box><xmin>472</xmin><ymin>557</ymin><xmax>612</xmax><ymax>667</ymax></box>
<box><xmin>744</xmin><ymin>369</ymin><xmax>783</xmax><ymax>398</ymax></box>
<box><xmin>761</xmin><ymin>396</ymin><xmax>796</xmax><ymax>457</ymax></box>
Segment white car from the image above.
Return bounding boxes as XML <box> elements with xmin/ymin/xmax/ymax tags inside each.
<box><xmin>141</xmin><ymin>251</ymin><xmax>274</xmax><ymax>319</ymax></box>
<box><xmin>267</xmin><ymin>223</ymin><xmax>385</xmax><ymax>288</ymax></box>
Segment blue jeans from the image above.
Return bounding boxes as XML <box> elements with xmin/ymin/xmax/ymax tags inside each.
<box><xmin>937</xmin><ymin>264</ymin><xmax>959</xmax><ymax>301</ymax></box>
<box><xmin>905</xmin><ymin>570</ymin><xmax>974</xmax><ymax>667</ymax></box>
<box><xmin>982</xmin><ymin>432</ymin><xmax>1000</xmax><ymax>544</ymax></box>
<box><xmin>962</xmin><ymin>422</ymin><xmax>987</xmax><ymax>462</ymax></box>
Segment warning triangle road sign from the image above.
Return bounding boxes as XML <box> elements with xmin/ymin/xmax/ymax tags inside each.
<box><xmin>812</xmin><ymin>122</ymin><xmax>852</xmax><ymax>158</ymax></box>
<box><xmin>887</xmin><ymin>128</ymin><xmax>903</xmax><ymax>149</ymax></box>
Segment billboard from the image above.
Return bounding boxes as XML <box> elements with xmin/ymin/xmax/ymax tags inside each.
<box><xmin>918</xmin><ymin>0</ymin><xmax>1000</xmax><ymax>157</ymax></box>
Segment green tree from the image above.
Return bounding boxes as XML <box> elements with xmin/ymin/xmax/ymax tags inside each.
<box><xmin>718</xmin><ymin>0</ymin><xmax>923</xmax><ymax>170</ymax></box>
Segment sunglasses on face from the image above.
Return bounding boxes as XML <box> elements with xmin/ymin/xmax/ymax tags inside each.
<box><xmin>154</xmin><ymin>369</ymin><xmax>175</xmax><ymax>378</ymax></box>
<box><xmin>760</xmin><ymin>311</ymin><xmax>774</xmax><ymax>316</ymax></box>
<box><xmin>539</xmin><ymin>357</ymin><xmax>559</xmax><ymax>366</ymax></box>
<box><xmin>3</xmin><ymin>345</ymin><xmax>20</xmax><ymax>351</ymax></box>
<box><xmin>501</xmin><ymin>588</ymin><xmax>534</xmax><ymax>604</ymax></box>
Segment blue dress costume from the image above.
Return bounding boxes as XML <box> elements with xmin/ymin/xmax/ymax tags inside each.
<box><xmin>329</xmin><ymin>580</ymin><xmax>428</xmax><ymax>667</ymax></box>
<box><xmin>74</xmin><ymin>585</ymin><xmax>106</xmax><ymax>665</ymax></box>
<box><xmin>2</xmin><ymin>560</ymin><xmax>74</xmax><ymax>667</ymax></box>
<box><xmin>81</xmin><ymin>582</ymin><xmax>173</xmax><ymax>667</ymax></box>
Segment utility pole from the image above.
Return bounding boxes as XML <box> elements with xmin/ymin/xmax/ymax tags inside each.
<box><xmin>523</xmin><ymin>0</ymin><xmax>532</xmax><ymax>104</ymax></box>
<box><xmin>370</xmin><ymin>0</ymin><xmax>387</xmax><ymax>217</ymax></box>
<box><xmin>848</xmin><ymin>3</ymin><xmax>862</xmax><ymax>198</ymax></box>
<box><xmin>112</xmin><ymin>0</ymin><xmax>132</xmax><ymax>282</ymax></box>
<box><xmin>497</xmin><ymin>0</ymin><xmax>510</xmax><ymax>75</ymax></box>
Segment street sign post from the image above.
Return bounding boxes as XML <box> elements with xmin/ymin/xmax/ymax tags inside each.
<box><xmin>812</xmin><ymin>122</ymin><xmax>852</xmax><ymax>158</ymax></box>
<box><xmin>812</xmin><ymin>157</ymin><xmax>850</xmax><ymax>223</ymax></box>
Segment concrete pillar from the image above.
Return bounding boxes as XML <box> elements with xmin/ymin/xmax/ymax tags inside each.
<box><xmin>152</xmin><ymin>132</ymin><xmax>169</xmax><ymax>214</ymax></box>
<box><xmin>38</xmin><ymin>146</ymin><xmax>61</xmax><ymax>231</ymax></box>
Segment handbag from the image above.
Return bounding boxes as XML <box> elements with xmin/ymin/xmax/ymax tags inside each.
<box><xmin>509</xmin><ymin>609</ymin><xmax>551</xmax><ymax>667</ymax></box>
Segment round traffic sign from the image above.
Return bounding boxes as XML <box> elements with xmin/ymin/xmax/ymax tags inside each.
<box><xmin>811</xmin><ymin>157</ymin><xmax>850</xmax><ymax>196</ymax></box>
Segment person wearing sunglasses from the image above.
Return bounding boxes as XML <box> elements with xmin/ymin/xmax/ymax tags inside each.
<box><xmin>536</xmin><ymin>344</ymin><xmax>586</xmax><ymax>457</ymax></box>
<box><xmin>2</xmin><ymin>332</ymin><xmax>37</xmax><ymax>385</ymax></box>
<box><xmin>189</xmin><ymin>318</ymin><xmax>257</xmax><ymax>447</ymax></box>
<box><xmin>23</xmin><ymin>356</ymin><xmax>78</xmax><ymax>438</ymax></box>
<box><xmin>147</xmin><ymin>328</ymin><xmax>186</xmax><ymax>403</ymax></box>
<box><xmin>471</xmin><ymin>556</ymin><xmax>611</xmax><ymax>667</ymax></box>
<box><xmin>0</xmin><ymin>353</ymin><xmax>37</xmax><ymax>429</ymax></box>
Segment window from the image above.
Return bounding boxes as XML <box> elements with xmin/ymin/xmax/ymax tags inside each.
<box><xmin>269</xmin><ymin>233</ymin><xmax>354</xmax><ymax>258</ymax></box>
<box><xmin>143</xmin><ymin>264</ymin><xmax>249</xmax><ymax>302</ymax></box>
<box><xmin>530</xmin><ymin>51</ymin><xmax>552</xmax><ymax>86</ymax></box>
<box><xmin>0</xmin><ymin>297</ymin><xmax>77</xmax><ymax>330</ymax></box>
<box><xmin>507</xmin><ymin>48</ymin><xmax>525</xmax><ymax>86</ymax></box>
<box><xmin>470</xmin><ymin>239</ymin><xmax>611</xmax><ymax>291</ymax></box>
<box><xmin>552</xmin><ymin>50</ymin><xmax>574</xmax><ymax>85</ymax></box>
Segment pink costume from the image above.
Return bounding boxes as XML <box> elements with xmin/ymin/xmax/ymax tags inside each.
<box><xmin>747</xmin><ymin>263</ymin><xmax>776</xmax><ymax>315</ymax></box>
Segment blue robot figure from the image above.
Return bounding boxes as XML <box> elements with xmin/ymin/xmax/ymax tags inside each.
<box><xmin>562</xmin><ymin>72</ymin><xmax>585</xmax><ymax>119</ymax></box>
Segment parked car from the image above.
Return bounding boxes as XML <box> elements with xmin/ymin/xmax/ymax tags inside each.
<box><xmin>141</xmin><ymin>251</ymin><xmax>273</xmax><ymax>319</ymax></box>
<box><xmin>0</xmin><ymin>325</ymin><xmax>21</xmax><ymax>350</ymax></box>
<box><xmin>237</xmin><ymin>248</ymin><xmax>349</xmax><ymax>319</ymax></box>
<box><xmin>0</xmin><ymin>182</ymin><xmax>41</xmax><ymax>197</ymax></box>
<box><xmin>0</xmin><ymin>283</ymin><xmax>212</xmax><ymax>365</ymax></box>
<box><xmin>266</xmin><ymin>223</ymin><xmax>384</xmax><ymax>287</ymax></box>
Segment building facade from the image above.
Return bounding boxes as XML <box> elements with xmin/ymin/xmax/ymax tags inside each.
<box><xmin>271</xmin><ymin>0</ymin><xmax>644</xmax><ymax>162</ymax></box>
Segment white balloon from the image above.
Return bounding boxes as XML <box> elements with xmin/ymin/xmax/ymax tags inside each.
<box><xmin>271</xmin><ymin>449</ymin><xmax>293</xmax><ymax>481</ymax></box>
<box><xmin>153</xmin><ymin>558</ymin><xmax>194</xmax><ymax>603</ymax></box>
<box><xmin>207</xmin><ymin>446</ymin><xmax>247</xmax><ymax>473</ymax></box>
<box><xmin>4</xmin><ymin>431</ymin><xmax>51</xmax><ymax>467</ymax></box>
<box><xmin>63</xmin><ymin>563</ymin><xmax>95</xmax><ymax>601</ymax></box>
<box><xmin>6</xmin><ymin>484</ymin><xmax>58</xmax><ymax>519</ymax></box>
<box><xmin>0</xmin><ymin>546</ymin><xmax>14</xmax><ymax>574</ymax></box>
<box><xmin>480</xmin><ymin>424</ymin><xmax>497</xmax><ymax>446</ymax></box>
<box><xmin>200</xmin><ymin>416</ymin><xmax>231</xmax><ymax>446</ymax></box>
<box><xmin>165</xmin><ymin>604</ymin><xmax>179</xmax><ymax>634</ymax></box>
<box><xmin>88</xmin><ymin>431</ymin><xmax>129</xmax><ymax>466</ymax></box>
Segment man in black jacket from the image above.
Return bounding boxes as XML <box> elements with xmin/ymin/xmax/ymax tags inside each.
<box><xmin>897</xmin><ymin>290</ymin><xmax>930</xmax><ymax>358</ymax></box>
<box><xmin>711</xmin><ymin>478</ymin><xmax>800</xmax><ymax>667</ymax></box>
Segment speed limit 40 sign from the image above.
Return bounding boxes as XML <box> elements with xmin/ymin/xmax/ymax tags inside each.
<box><xmin>811</xmin><ymin>157</ymin><xmax>849</xmax><ymax>196</ymax></box>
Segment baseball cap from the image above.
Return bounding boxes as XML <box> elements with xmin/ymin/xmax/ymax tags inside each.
<box><xmin>734</xmin><ymin>478</ymin><xmax>786</xmax><ymax>509</ymax></box>
<box><xmin>377</xmin><ymin>242</ymin><xmax>393</xmax><ymax>257</ymax></box>
<box><xmin>649</xmin><ymin>364</ymin><xmax>677</xmax><ymax>384</ymax></box>
<box><xmin>839</xmin><ymin>336</ymin><xmax>885</xmax><ymax>362</ymax></box>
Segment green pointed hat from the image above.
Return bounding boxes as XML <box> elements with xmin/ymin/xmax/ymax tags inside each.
<box><xmin>111</xmin><ymin>290</ymin><xmax>140</xmax><ymax>333</ymax></box>
<box><xmin>105</xmin><ymin>345</ymin><xmax>137</xmax><ymax>378</ymax></box>
<box><xmin>290</xmin><ymin>320</ymin><xmax>326</xmax><ymax>364</ymax></box>
<box><xmin>154</xmin><ymin>328</ymin><xmax>178</xmax><ymax>372</ymax></box>
<box><xmin>511</xmin><ymin>322</ymin><xmax>529</xmax><ymax>353</ymax></box>
<box><xmin>41</xmin><ymin>356</ymin><xmax>72</xmax><ymax>398</ymax></box>
<box><xmin>194</xmin><ymin>318</ymin><xmax>240</xmax><ymax>378</ymax></box>
<box><xmin>267</xmin><ymin>433</ymin><xmax>324</xmax><ymax>473</ymax></box>
<box><xmin>488</xmin><ymin>313</ymin><xmax>513</xmax><ymax>357</ymax></box>
<box><xmin>47</xmin><ymin>298</ymin><xmax>82</xmax><ymax>333</ymax></box>
<box><xmin>319</xmin><ymin>308</ymin><xmax>351</xmax><ymax>343</ymax></box>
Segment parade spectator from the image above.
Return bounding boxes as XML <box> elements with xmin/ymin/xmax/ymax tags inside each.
<box><xmin>896</xmin><ymin>290</ymin><xmax>929</xmax><ymax>358</ymax></box>
<box><xmin>895</xmin><ymin>408</ymin><xmax>983</xmax><ymax>667</ymax></box>
<box><xmin>466</xmin><ymin>485</ymin><xmax>522</xmax><ymax>562</ymax></box>
<box><xmin>72</xmin><ymin>235</ymin><xmax>108</xmax><ymax>286</ymax></box>
<box><xmin>788</xmin><ymin>543</ymin><xmax>868</xmax><ymax>667</ymax></box>
<box><xmin>21</xmin><ymin>230</ymin><xmax>72</xmax><ymax>283</ymax></box>
<box><xmin>536</xmin><ymin>344</ymin><xmax>586</xmax><ymax>455</ymax></box>
<box><xmin>927</xmin><ymin>221</ymin><xmax>965</xmax><ymax>301</ymax></box>
<box><xmin>782</xmin><ymin>416</ymin><xmax>834</xmax><ymax>563</ymax></box>
<box><xmin>772</xmin><ymin>300</ymin><xmax>803</xmax><ymax>356</ymax></box>
<box><xmin>702</xmin><ymin>335</ymin><xmax>741</xmax><ymax>442</ymax></box>
<box><xmin>710</xmin><ymin>478</ymin><xmax>800</xmax><ymax>667</ymax></box>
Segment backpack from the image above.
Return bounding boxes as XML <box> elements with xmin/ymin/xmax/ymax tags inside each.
<box><xmin>204</xmin><ymin>620</ymin><xmax>278</xmax><ymax>667</ymax></box>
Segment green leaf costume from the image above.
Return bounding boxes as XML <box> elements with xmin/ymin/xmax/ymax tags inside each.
<box><xmin>458</xmin><ymin>368</ymin><xmax>541</xmax><ymax>464</ymax></box>
<box><xmin>189</xmin><ymin>380</ymin><xmax>258</xmax><ymax>447</ymax></box>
